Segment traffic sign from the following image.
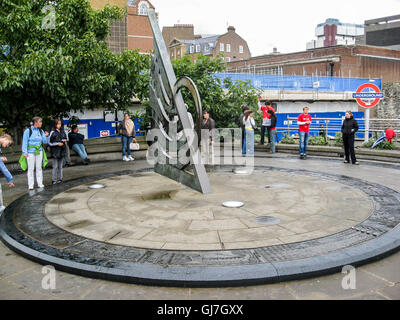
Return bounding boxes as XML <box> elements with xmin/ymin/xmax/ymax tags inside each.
<box><xmin>353</xmin><ymin>83</ymin><xmax>384</xmax><ymax>108</ymax></box>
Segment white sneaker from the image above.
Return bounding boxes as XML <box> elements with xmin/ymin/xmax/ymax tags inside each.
<box><xmin>128</xmin><ymin>156</ymin><xmax>135</xmax><ymax>161</ymax></box>
<box><xmin>123</xmin><ymin>156</ymin><xmax>129</xmax><ymax>162</ymax></box>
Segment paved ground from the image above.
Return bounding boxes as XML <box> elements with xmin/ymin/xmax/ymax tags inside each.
<box><xmin>45</xmin><ymin>170</ymin><xmax>372</xmax><ymax>250</ymax></box>
<box><xmin>0</xmin><ymin>152</ymin><xmax>399</xmax><ymax>300</ymax></box>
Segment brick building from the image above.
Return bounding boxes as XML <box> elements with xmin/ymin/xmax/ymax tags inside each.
<box><xmin>163</xmin><ymin>25</ymin><xmax>251</xmax><ymax>62</ymax></box>
<box><xmin>226</xmin><ymin>45</ymin><xmax>400</xmax><ymax>83</ymax></box>
<box><xmin>90</xmin><ymin>0</ymin><xmax>157</xmax><ymax>53</ymax></box>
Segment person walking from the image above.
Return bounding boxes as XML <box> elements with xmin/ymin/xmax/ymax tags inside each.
<box><xmin>244</xmin><ymin>110</ymin><xmax>257</xmax><ymax>155</ymax></box>
<box><xmin>68</xmin><ymin>125</ymin><xmax>90</xmax><ymax>165</ymax></box>
<box><xmin>297</xmin><ymin>107</ymin><xmax>312</xmax><ymax>159</ymax></box>
<box><xmin>240</xmin><ymin>105</ymin><xmax>250</xmax><ymax>155</ymax></box>
<box><xmin>0</xmin><ymin>134</ymin><xmax>15</xmax><ymax>212</ymax></box>
<box><xmin>119</xmin><ymin>113</ymin><xmax>137</xmax><ymax>162</ymax></box>
<box><xmin>258</xmin><ymin>98</ymin><xmax>275</xmax><ymax>145</ymax></box>
<box><xmin>341</xmin><ymin>111</ymin><xmax>359</xmax><ymax>165</ymax></box>
<box><xmin>21</xmin><ymin>117</ymin><xmax>49</xmax><ymax>190</ymax></box>
<box><xmin>48</xmin><ymin>119</ymin><xmax>68</xmax><ymax>184</ymax></box>
<box><xmin>267</xmin><ymin>109</ymin><xmax>277</xmax><ymax>153</ymax></box>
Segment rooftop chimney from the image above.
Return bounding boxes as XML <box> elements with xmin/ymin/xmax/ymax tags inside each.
<box><xmin>227</xmin><ymin>26</ymin><xmax>236</xmax><ymax>32</ymax></box>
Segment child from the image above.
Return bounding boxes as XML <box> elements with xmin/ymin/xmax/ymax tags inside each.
<box><xmin>48</xmin><ymin>119</ymin><xmax>67</xmax><ymax>184</ymax></box>
<box><xmin>0</xmin><ymin>134</ymin><xmax>15</xmax><ymax>212</ymax></box>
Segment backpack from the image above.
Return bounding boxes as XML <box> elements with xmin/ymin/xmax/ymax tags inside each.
<box><xmin>29</xmin><ymin>127</ymin><xmax>45</xmax><ymax>138</ymax></box>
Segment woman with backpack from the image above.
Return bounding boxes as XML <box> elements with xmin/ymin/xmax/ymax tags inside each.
<box><xmin>48</xmin><ymin>119</ymin><xmax>68</xmax><ymax>184</ymax></box>
<box><xmin>22</xmin><ymin>117</ymin><xmax>49</xmax><ymax>190</ymax></box>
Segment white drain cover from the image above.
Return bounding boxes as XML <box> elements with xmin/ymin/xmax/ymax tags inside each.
<box><xmin>222</xmin><ymin>201</ymin><xmax>244</xmax><ymax>208</ymax></box>
<box><xmin>89</xmin><ymin>184</ymin><xmax>106</xmax><ymax>189</ymax></box>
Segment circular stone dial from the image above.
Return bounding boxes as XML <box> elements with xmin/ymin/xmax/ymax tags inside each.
<box><xmin>45</xmin><ymin>171</ymin><xmax>373</xmax><ymax>251</ymax></box>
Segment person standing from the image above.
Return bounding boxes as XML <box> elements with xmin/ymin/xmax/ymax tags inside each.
<box><xmin>239</xmin><ymin>105</ymin><xmax>250</xmax><ymax>154</ymax></box>
<box><xmin>22</xmin><ymin>117</ymin><xmax>49</xmax><ymax>190</ymax></box>
<box><xmin>48</xmin><ymin>119</ymin><xmax>68</xmax><ymax>184</ymax></box>
<box><xmin>119</xmin><ymin>113</ymin><xmax>137</xmax><ymax>162</ymax></box>
<box><xmin>267</xmin><ymin>110</ymin><xmax>277</xmax><ymax>153</ymax></box>
<box><xmin>341</xmin><ymin>111</ymin><xmax>359</xmax><ymax>165</ymax></box>
<box><xmin>0</xmin><ymin>134</ymin><xmax>15</xmax><ymax>212</ymax></box>
<box><xmin>201</xmin><ymin>111</ymin><xmax>216</xmax><ymax>164</ymax></box>
<box><xmin>244</xmin><ymin>110</ymin><xmax>257</xmax><ymax>155</ymax></box>
<box><xmin>297</xmin><ymin>107</ymin><xmax>312</xmax><ymax>159</ymax></box>
<box><xmin>258</xmin><ymin>98</ymin><xmax>275</xmax><ymax>145</ymax></box>
<box><xmin>68</xmin><ymin>125</ymin><xmax>90</xmax><ymax>165</ymax></box>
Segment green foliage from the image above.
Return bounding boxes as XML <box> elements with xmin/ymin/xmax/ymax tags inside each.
<box><xmin>308</xmin><ymin>135</ymin><xmax>329</xmax><ymax>146</ymax></box>
<box><xmin>0</xmin><ymin>0</ymin><xmax>150</xmax><ymax>141</ymax></box>
<box><xmin>334</xmin><ymin>132</ymin><xmax>343</xmax><ymax>146</ymax></box>
<box><xmin>280</xmin><ymin>134</ymin><xmax>296</xmax><ymax>144</ymax></box>
<box><xmin>171</xmin><ymin>54</ymin><xmax>260</xmax><ymax>129</ymax></box>
<box><xmin>363</xmin><ymin>138</ymin><xmax>375</xmax><ymax>148</ymax></box>
<box><xmin>363</xmin><ymin>137</ymin><xmax>396</xmax><ymax>150</ymax></box>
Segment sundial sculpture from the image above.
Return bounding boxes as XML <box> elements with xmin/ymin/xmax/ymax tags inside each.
<box><xmin>147</xmin><ymin>9</ymin><xmax>212</xmax><ymax>194</ymax></box>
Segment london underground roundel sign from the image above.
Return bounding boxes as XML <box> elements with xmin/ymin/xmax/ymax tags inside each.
<box><xmin>353</xmin><ymin>83</ymin><xmax>384</xmax><ymax>108</ymax></box>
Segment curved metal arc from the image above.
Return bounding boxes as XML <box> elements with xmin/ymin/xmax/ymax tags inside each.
<box><xmin>173</xmin><ymin>76</ymin><xmax>203</xmax><ymax>146</ymax></box>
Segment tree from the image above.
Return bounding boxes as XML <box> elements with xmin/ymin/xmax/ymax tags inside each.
<box><xmin>171</xmin><ymin>54</ymin><xmax>260</xmax><ymax>129</ymax></box>
<box><xmin>0</xmin><ymin>0</ymin><xmax>150</xmax><ymax>143</ymax></box>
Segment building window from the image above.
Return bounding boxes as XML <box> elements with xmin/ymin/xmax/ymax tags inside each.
<box><xmin>196</xmin><ymin>44</ymin><xmax>201</xmax><ymax>52</ymax></box>
<box><xmin>138</xmin><ymin>1</ymin><xmax>149</xmax><ymax>15</ymax></box>
<box><xmin>239</xmin><ymin>45</ymin><xmax>244</xmax><ymax>54</ymax></box>
<box><xmin>226</xmin><ymin>57</ymin><xmax>231</xmax><ymax>62</ymax></box>
<box><xmin>220</xmin><ymin>43</ymin><xmax>224</xmax><ymax>52</ymax></box>
<box><xmin>190</xmin><ymin>45</ymin><xmax>194</xmax><ymax>54</ymax></box>
<box><xmin>226</xmin><ymin>44</ymin><xmax>231</xmax><ymax>52</ymax></box>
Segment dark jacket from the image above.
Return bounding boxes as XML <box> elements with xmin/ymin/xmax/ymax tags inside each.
<box><xmin>49</xmin><ymin>130</ymin><xmax>67</xmax><ymax>159</ymax></box>
<box><xmin>68</xmin><ymin>132</ymin><xmax>85</xmax><ymax>148</ymax></box>
<box><xmin>268</xmin><ymin>115</ymin><xmax>277</xmax><ymax>129</ymax></box>
<box><xmin>341</xmin><ymin>117</ymin><xmax>359</xmax><ymax>135</ymax></box>
<box><xmin>119</xmin><ymin>120</ymin><xmax>136</xmax><ymax>137</ymax></box>
<box><xmin>202</xmin><ymin>118</ymin><xmax>216</xmax><ymax>131</ymax></box>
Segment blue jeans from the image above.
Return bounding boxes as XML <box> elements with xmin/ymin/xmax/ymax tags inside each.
<box><xmin>299</xmin><ymin>131</ymin><xmax>309</xmax><ymax>155</ymax></box>
<box><xmin>122</xmin><ymin>136</ymin><xmax>133</xmax><ymax>157</ymax></box>
<box><xmin>270</xmin><ymin>129</ymin><xmax>276</xmax><ymax>153</ymax></box>
<box><xmin>72</xmin><ymin>144</ymin><xmax>88</xmax><ymax>160</ymax></box>
<box><xmin>242</xmin><ymin>129</ymin><xmax>246</xmax><ymax>154</ymax></box>
<box><xmin>245</xmin><ymin>129</ymin><xmax>254</xmax><ymax>155</ymax></box>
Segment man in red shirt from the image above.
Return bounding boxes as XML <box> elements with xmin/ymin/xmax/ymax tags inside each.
<box><xmin>297</xmin><ymin>107</ymin><xmax>312</xmax><ymax>159</ymax></box>
<box><xmin>258</xmin><ymin>98</ymin><xmax>275</xmax><ymax>145</ymax></box>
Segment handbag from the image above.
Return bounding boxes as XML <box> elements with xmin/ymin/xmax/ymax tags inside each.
<box><xmin>130</xmin><ymin>142</ymin><xmax>140</xmax><ymax>151</ymax></box>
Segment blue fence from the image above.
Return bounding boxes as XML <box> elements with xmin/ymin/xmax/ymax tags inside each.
<box><xmin>214</xmin><ymin>73</ymin><xmax>382</xmax><ymax>93</ymax></box>
<box><xmin>63</xmin><ymin>118</ymin><xmax>143</xmax><ymax>139</ymax></box>
<box><xmin>272</xmin><ymin>112</ymin><xmax>366</xmax><ymax>141</ymax></box>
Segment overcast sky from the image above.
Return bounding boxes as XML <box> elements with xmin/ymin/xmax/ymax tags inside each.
<box><xmin>151</xmin><ymin>0</ymin><xmax>399</xmax><ymax>56</ymax></box>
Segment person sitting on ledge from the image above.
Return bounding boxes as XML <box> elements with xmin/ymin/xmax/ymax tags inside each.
<box><xmin>68</xmin><ymin>125</ymin><xmax>90</xmax><ymax>165</ymax></box>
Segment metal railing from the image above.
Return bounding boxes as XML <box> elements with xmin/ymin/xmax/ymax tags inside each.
<box><xmin>280</xmin><ymin>116</ymin><xmax>400</xmax><ymax>143</ymax></box>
